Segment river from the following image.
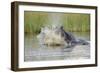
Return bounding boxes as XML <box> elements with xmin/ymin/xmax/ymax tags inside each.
<box><xmin>24</xmin><ymin>32</ymin><xmax>90</xmax><ymax>62</ymax></box>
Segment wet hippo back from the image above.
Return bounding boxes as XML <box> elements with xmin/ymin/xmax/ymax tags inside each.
<box><xmin>60</xmin><ymin>26</ymin><xmax>76</xmax><ymax>44</ymax></box>
<box><xmin>60</xmin><ymin>26</ymin><xmax>89</xmax><ymax>47</ymax></box>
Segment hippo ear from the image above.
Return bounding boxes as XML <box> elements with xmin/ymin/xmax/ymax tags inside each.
<box><xmin>60</xmin><ymin>26</ymin><xmax>63</xmax><ymax>29</ymax></box>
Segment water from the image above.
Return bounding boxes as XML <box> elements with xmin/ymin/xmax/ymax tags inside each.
<box><xmin>24</xmin><ymin>32</ymin><xmax>90</xmax><ymax>62</ymax></box>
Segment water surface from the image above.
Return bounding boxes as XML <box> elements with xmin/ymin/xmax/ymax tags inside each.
<box><xmin>24</xmin><ymin>32</ymin><xmax>90</xmax><ymax>62</ymax></box>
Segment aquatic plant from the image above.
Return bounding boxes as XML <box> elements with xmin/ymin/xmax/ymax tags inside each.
<box><xmin>24</xmin><ymin>12</ymin><xmax>90</xmax><ymax>34</ymax></box>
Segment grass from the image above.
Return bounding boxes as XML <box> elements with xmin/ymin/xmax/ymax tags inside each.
<box><xmin>62</xmin><ymin>13</ymin><xmax>90</xmax><ymax>32</ymax></box>
<box><xmin>24</xmin><ymin>11</ymin><xmax>90</xmax><ymax>34</ymax></box>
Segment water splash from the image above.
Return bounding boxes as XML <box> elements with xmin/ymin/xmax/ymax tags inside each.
<box><xmin>37</xmin><ymin>24</ymin><xmax>66</xmax><ymax>46</ymax></box>
<box><xmin>37</xmin><ymin>13</ymin><xmax>66</xmax><ymax>46</ymax></box>
<box><xmin>48</xmin><ymin>13</ymin><xmax>63</xmax><ymax>26</ymax></box>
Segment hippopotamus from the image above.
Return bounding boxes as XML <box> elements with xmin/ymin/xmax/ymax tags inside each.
<box><xmin>37</xmin><ymin>25</ymin><xmax>89</xmax><ymax>47</ymax></box>
<box><xmin>59</xmin><ymin>26</ymin><xmax>89</xmax><ymax>47</ymax></box>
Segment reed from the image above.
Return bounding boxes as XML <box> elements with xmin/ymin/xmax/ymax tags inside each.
<box><xmin>24</xmin><ymin>11</ymin><xmax>90</xmax><ymax>34</ymax></box>
<box><xmin>62</xmin><ymin>13</ymin><xmax>90</xmax><ymax>32</ymax></box>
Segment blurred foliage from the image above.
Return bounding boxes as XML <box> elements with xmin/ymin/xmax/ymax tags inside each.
<box><xmin>24</xmin><ymin>11</ymin><xmax>90</xmax><ymax>34</ymax></box>
<box><xmin>62</xmin><ymin>13</ymin><xmax>90</xmax><ymax>32</ymax></box>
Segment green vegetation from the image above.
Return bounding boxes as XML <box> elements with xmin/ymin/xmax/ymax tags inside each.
<box><xmin>24</xmin><ymin>11</ymin><xmax>90</xmax><ymax>34</ymax></box>
<box><xmin>24</xmin><ymin>11</ymin><xmax>48</xmax><ymax>34</ymax></box>
<box><xmin>62</xmin><ymin>13</ymin><xmax>90</xmax><ymax>32</ymax></box>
